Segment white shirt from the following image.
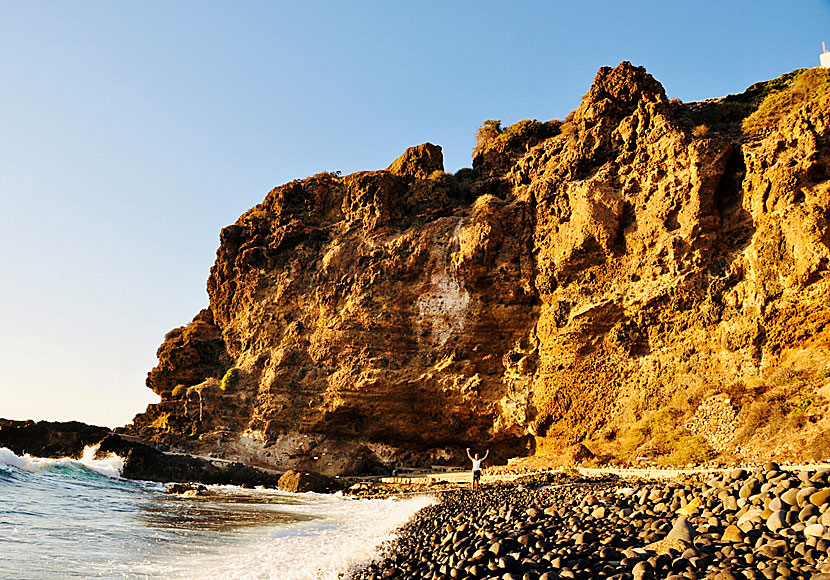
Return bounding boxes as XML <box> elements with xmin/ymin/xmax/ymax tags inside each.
<box><xmin>471</xmin><ymin>459</ymin><xmax>482</xmax><ymax>471</ymax></box>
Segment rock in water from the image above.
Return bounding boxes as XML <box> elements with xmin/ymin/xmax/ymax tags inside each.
<box><xmin>277</xmin><ymin>469</ymin><xmax>342</xmax><ymax>493</ymax></box>
<box><xmin>166</xmin><ymin>482</ymin><xmax>208</xmax><ymax>495</ymax></box>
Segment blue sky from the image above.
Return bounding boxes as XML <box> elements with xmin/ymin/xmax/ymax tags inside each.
<box><xmin>1</xmin><ymin>1</ymin><xmax>828</xmax><ymax>428</ymax></box>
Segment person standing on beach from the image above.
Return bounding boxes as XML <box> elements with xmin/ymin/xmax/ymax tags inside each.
<box><xmin>466</xmin><ymin>448</ymin><xmax>489</xmax><ymax>491</ymax></box>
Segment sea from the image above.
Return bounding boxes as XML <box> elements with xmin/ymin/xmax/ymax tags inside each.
<box><xmin>0</xmin><ymin>446</ymin><xmax>433</xmax><ymax>580</ymax></box>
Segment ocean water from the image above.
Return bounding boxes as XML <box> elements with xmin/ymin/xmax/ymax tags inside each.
<box><xmin>0</xmin><ymin>446</ymin><xmax>433</xmax><ymax>580</ymax></box>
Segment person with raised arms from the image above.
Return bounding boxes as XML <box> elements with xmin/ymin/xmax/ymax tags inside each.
<box><xmin>465</xmin><ymin>447</ymin><xmax>489</xmax><ymax>491</ymax></box>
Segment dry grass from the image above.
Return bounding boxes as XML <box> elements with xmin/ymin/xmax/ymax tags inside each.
<box><xmin>655</xmin><ymin>433</ymin><xmax>712</xmax><ymax>467</ymax></box>
<box><xmin>614</xmin><ymin>406</ymin><xmax>714</xmax><ymax>466</ymax></box>
<box><xmin>735</xmin><ymin>367</ymin><xmax>822</xmax><ymax>442</ymax></box>
<box><xmin>692</xmin><ymin>124</ymin><xmax>710</xmax><ymax>138</ymax></box>
<box><xmin>471</xmin><ymin>193</ymin><xmax>501</xmax><ymax>218</ymax></box>
<box><xmin>806</xmin><ymin>431</ymin><xmax>830</xmax><ymax>461</ymax></box>
<box><xmin>742</xmin><ymin>68</ymin><xmax>830</xmax><ymax>135</ymax></box>
<box><xmin>683</xmin><ymin>68</ymin><xmax>812</xmax><ymax>137</ymax></box>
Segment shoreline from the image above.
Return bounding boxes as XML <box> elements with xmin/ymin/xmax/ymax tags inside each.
<box><xmin>351</xmin><ymin>466</ymin><xmax>830</xmax><ymax>580</ymax></box>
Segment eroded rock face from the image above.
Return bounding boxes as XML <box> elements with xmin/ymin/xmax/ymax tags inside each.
<box><xmin>129</xmin><ymin>63</ymin><xmax>830</xmax><ymax>474</ymax></box>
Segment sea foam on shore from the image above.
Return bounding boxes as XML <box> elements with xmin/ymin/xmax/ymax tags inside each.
<box><xmin>151</xmin><ymin>492</ymin><xmax>435</xmax><ymax>580</ymax></box>
<box><xmin>0</xmin><ymin>447</ymin><xmax>434</xmax><ymax>580</ymax></box>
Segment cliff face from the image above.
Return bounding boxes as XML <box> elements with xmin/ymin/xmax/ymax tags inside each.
<box><xmin>129</xmin><ymin>63</ymin><xmax>830</xmax><ymax>474</ymax></box>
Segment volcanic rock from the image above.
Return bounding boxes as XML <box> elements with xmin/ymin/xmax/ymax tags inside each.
<box><xmin>126</xmin><ymin>63</ymin><xmax>830</xmax><ymax>474</ymax></box>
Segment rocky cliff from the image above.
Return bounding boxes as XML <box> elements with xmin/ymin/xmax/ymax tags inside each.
<box><xmin>128</xmin><ymin>63</ymin><xmax>830</xmax><ymax>474</ymax></box>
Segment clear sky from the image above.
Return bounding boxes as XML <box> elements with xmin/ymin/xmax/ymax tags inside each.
<box><xmin>1</xmin><ymin>1</ymin><xmax>828</xmax><ymax>428</ymax></box>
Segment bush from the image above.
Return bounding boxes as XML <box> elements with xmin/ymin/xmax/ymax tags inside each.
<box><xmin>725</xmin><ymin>69</ymin><xmax>807</xmax><ymax>104</ymax></box>
<box><xmin>735</xmin><ymin>368</ymin><xmax>817</xmax><ymax>442</ymax></box>
<box><xmin>692</xmin><ymin>124</ymin><xmax>710</xmax><ymax>138</ymax></box>
<box><xmin>787</xmin><ymin>394</ymin><xmax>814</xmax><ymax>415</ymax></box>
<box><xmin>742</xmin><ymin>68</ymin><xmax>830</xmax><ymax>135</ymax></box>
<box><xmin>474</xmin><ymin>120</ymin><xmax>503</xmax><ymax>156</ymax></box>
<box><xmin>220</xmin><ymin>368</ymin><xmax>239</xmax><ymax>391</ymax></box>
<box><xmin>614</xmin><ymin>406</ymin><xmax>714</xmax><ymax>466</ymax></box>
<box><xmin>474</xmin><ymin>118</ymin><xmax>561</xmax><ymax>158</ymax></box>
<box><xmin>656</xmin><ymin>432</ymin><xmax>713</xmax><ymax>467</ymax></box>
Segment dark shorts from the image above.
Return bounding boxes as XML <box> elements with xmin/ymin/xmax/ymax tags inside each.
<box><xmin>473</xmin><ymin>469</ymin><xmax>481</xmax><ymax>482</ymax></box>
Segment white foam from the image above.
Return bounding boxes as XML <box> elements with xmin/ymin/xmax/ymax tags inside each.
<box><xmin>77</xmin><ymin>444</ymin><xmax>125</xmax><ymax>478</ymax></box>
<box><xmin>0</xmin><ymin>444</ymin><xmax>124</xmax><ymax>478</ymax></box>
<box><xmin>153</xmin><ymin>492</ymin><xmax>435</xmax><ymax>580</ymax></box>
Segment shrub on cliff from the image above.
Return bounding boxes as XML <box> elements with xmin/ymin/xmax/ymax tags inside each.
<box><xmin>474</xmin><ymin>118</ymin><xmax>560</xmax><ymax>158</ymax></box>
<box><xmin>616</xmin><ymin>407</ymin><xmax>714</xmax><ymax>466</ymax></box>
<box><xmin>220</xmin><ymin>368</ymin><xmax>239</xmax><ymax>391</ymax></box>
<box><xmin>474</xmin><ymin>119</ymin><xmax>503</xmax><ymax>156</ymax></box>
<box><xmin>742</xmin><ymin>67</ymin><xmax>828</xmax><ymax>135</ymax></box>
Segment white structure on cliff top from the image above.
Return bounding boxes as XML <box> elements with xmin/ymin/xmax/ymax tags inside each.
<box><xmin>821</xmin><ymin>42</ymin><xmax>830</xmax><ymax>68</ymax></box>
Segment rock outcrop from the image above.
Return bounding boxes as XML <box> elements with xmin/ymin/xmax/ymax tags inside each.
<box><xmin>0</xmin><ymin>419</ymin><xmax>111</xmax><ymax>457</ymax></box>
<box><xmin>277</xmin><ymin>469</ymin><xmax>343</xmax><ymax>494</ymax></box>
<box><xmin>128</xmin><ymin>63</ymin><xmax>830</xmax><ymax>474</ymax></box>
<box><xmin>0</xmin><ymin>420</ymin><xmax>281</xmax><ymax>486</ymax></box>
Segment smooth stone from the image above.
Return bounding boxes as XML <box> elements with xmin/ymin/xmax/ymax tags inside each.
<box><xmin>804</xmin><ymin>524</ymin><xmax>830</xmax><ymax>540</ymax></box>
<box><xmin>666</xmin><ymin>518</ymin><xmax>696</xmax><ymax>543</ymax></box>
<box><xmin>769</xmin><ymin>497</ymin><xmax>785</xmax><ymax>511</ymax></box>
<box><xmin>813</xmin><ymin>470</ymin><xmax>830</xmax><ymax>484</ymax></box>
<box><xmin>798</xmin><ymin>487</ymin><xmax>818</xmax><ymax>508</ymax></box>
<box><xmin>767</xmin><ymin>510</ymin><xmax>788</xmax><ymax>532</ymax></box>
<box><xmin>723</xmin><ymin>496</ymin><xmax>739</xmax><ymax>511</ymax></box>
<box><xmin>801</xmin><ymin>504</ymin><xmax>820</xmax><ymax>521</ymax></box>
<box><xmin>632</xmin><ymin>561</ymin><xmax>653</xmax><ymax>574</ymax></box>
<box><xmin>722</xmin><ymin>524</ymin><xmax>745</xmax><ymax>543</ymax></box>
<box><xmin>783</xmin><ymin>528</ymin><xmax>800</xmax><ymax>539</ymax></box>
<box><xmin>758</xmin><ymin>542</ymin><xmax>786</xmax><ymax>559</ymax></box>
<box><xmin>781</xmin><ymin>488</ymin><xmax>799</xmax><ymax>506</ymax></box>
<box><xmin>740</xmin><ymin>480</ymin><xmax>760</xmax><ymax>499</ymax></box>
<box><xmin>738</xmin><ymin>508</ymin><xmax>764</xmax><ymax>532</ymax></box>
<box><xmin>574</xmin><ymin>531</ymin><xmax>596</xmax><ymax>545</ymax></box>
<box><xmin>811</xmin><ymin>489</ymin><xmax>830</xmax><ymax>507</ymax></box>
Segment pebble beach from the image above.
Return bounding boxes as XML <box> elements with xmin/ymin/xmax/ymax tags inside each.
<box><xmin>352</xmin><ymin>464</ymin><xmax>830</xmax><ymax>580</ymax></box>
